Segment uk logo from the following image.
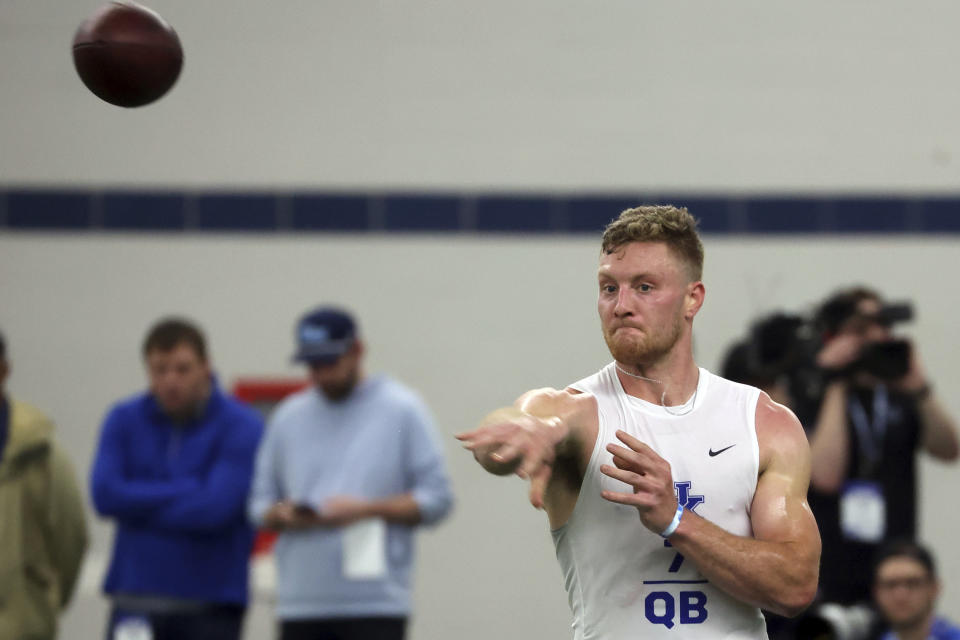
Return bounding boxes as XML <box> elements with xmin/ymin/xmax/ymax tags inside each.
<box><xmin>664</xmin><ymin>481</ymin><xmax>704</xmax><ymax>565</ymax></box>
<box><xmin>675</xmin><ymin>481</ymin><xmax>704</xmax><ymax>514</ymax></box>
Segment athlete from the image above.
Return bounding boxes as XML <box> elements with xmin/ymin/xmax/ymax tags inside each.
<box><xmin>457</xmin><ymin>206</ymin><xmax>821</xmax><ymax>639</ymax></box>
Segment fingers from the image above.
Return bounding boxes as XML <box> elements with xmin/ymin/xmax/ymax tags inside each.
<box><xmin>600</xmin><ymin>489</ymin><xmax>633</xmax><ymax>505</ymax></box>
<box><xmin>599</xmin><ymin>464</ymin><xmax>666</xmax><ymax>501</ymax></box>
<box><xmin>454</xmin><ymin>427</ymin><xmax>482</xmax><ymax>441</ymax></box>
<box><xmin>599</xmin><ymin>463</ymin><xmax>645</xmax><ymax>488</ymax></box>
<box><xmin>491</xmin><ymin>442</ymin><xmax>521</xmax><ymax>465</ymax></box>
<box><xmin>460</xmin><ymin>415</ymin><xmax>562</xmax><ymax>510</ymax></box>
<box><xmin>274</xmin><ymin>501</ymin><xmax>295</xmax><ymax>519</ymax></box>
<box><xmin>460</xmin><ymin>419</ymin><xmax>555</xmax><ymax>474</ymax></box>
<box><xmin>606</xmin><ymin>430</ymin><xmax>664</xmax><ymax>470</ymax></box>
<box><xmin>607</xmin><ymin>443</ymin><xmax>655</xmax><ymax>473</ymax></box>
<box><xmin>457</xmin><ymin>421</ymin><xmax>525</xmax><ymax>450</ymax></box>
<box><xmin>528</xmin><ymin>465</ymin><xmax>552</xmax><ymax>509</ymax></box>
<box><xmin>458</xmin><ymin>427</ymin><xmax>508</xmax><ymax>451</ymax></box>
<box><xmin>518</xmin><ymin>441</ymin><xmax>555</xmax><ymax>479</ymax></box>
<box><xmin>614</xmin><ymin>429</ymin><xmax>655</xmax><ymax>454</ymax></box>
<box><xmin>611</xmin><ymin>452</ymin><xmax>635</xmax><ymax>470</ymax></box>
<box><xmin>601</xmin><ymin>488</ymin><xmax>657</xmax><ymax>508</ymax></box>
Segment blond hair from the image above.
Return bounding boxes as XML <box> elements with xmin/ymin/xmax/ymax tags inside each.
<box><xmin>601</xmin><ymin>205</ymin><xmax>704</xmax><ymax>281</ymax></box>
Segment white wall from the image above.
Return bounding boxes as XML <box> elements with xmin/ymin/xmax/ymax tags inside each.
<box><xmin>4</xmin><ymin>0</ymin><xmax>960</xmax><ymax>637</ymax></box>
<box><xmin>3</xmin><ymin>1</ymin><xmax>960</xmax><ymax>191</ymax></box>
<box><xmin>1</xmin><ymin>234</ymin><xmax>958</xmax><ymax>639</ymax></box>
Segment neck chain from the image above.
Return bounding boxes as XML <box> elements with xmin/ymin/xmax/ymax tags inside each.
<box><xmin>615</xmin><ymin>364</ymin><xmax>699</xmax><ymax>416</ymax></box>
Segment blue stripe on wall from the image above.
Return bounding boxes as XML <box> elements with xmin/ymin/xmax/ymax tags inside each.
<box><xmin>565</xmin><ymin>196</ymin><xmax>639</xmax><ymax>233</ymax></box>
<box><xmin>383</xmin><ymin>196</ymin><xmax>460</xmax><ymax>232</ymax></box>
<box><xmin>291</xmin><ymin>194</ymin><xmax>368</xmax><ymax>231</ymax></box>
<box><xmin>102</xmin><ymin>193</ymin><xmax>187</xmax><ymax>231</ymax></box>
<box><xmin>832</xmin><ymin>198</ymin><xmax>912</xmax><ymax>233</ymax></box>
<box><xmin>920</xmin><ymin>199</ymin><xmax>960</xmax><ymax>232</ymax></box>
<box><xmin>7</xmin><ymin>191</ymin><xmax>92</xmax><ymax>229</ymax></box>
<box><xmin>743</xmin><ymin>198</ymin><xmax>826</xmax><ymax>233</ymax></box>
<box><xmin>475</xmin><ymin>196</ymin><xmax>554</xmax><ymax>232</ymax></box>
<box><xmin>197</xmin><ymin>194</ymin><xmax>277</xmax><ymax>231</ymax></box>
<box><xmin>1</xmin><ymin>189</ymin><xmax>958</xmax><ymax>234</ymax></box>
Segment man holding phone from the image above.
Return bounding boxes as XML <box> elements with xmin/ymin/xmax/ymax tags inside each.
<box><xmin>248</xmin><ymin>306</ymin><xmax>454</xmax><ymax>640</ymax></box>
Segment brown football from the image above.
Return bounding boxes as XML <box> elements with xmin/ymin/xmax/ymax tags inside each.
<box><xmin>73</xmin><ymin>2</ymin><xmax>183</xmax><ymax>108</ymax></box>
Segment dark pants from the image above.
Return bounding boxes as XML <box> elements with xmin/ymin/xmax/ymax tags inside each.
<box><xmin>105</xmin><ymin>605</ymin><xmax>244</xmax><ymax>640</ymax></box>
<box><xmin>280</xmin><ymin>617</ymin><xmax>407</xmax><ymax>640</ymax></box>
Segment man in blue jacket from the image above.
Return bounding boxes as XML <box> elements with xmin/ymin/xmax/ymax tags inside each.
<box><xmin>91</xmin><ymin>318</ymin><xmax>263</xmax><ymax>640</ymax></box>
<box><xmin>249</xmin><ymin>306</ymin><xmax>454</xmax><ymax>640</ymax></box>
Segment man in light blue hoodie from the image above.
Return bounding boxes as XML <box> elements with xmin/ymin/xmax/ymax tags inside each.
<box><xmin>248</xmin><ymin>306</ymin><xmax>454</xmax><ymax>640</ymax></box>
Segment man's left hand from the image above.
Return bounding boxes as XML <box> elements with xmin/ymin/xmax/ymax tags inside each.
<box><xmin>599</xmin><ymin>430</ymin><xmax>678</xmax><ymax>534</ymax></box>
<box><xmin>894</xmin><ymin>340</ymin><xmax>929</xmax><ymax>395</ymax></box>
<box><xmin>318</xmin><ymin>496</ymin><xmax>373</xmax><ymax>527</ymax></box>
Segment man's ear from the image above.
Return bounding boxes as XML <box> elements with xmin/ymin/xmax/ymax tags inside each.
<box><xmin>352</xmin><ymin>340</ymin><xmax>365</xmax><ymax>359</ymax></box>
<box><xmin>685</xmin><ymin>281</ymin><xmax>705</xmax><ymax>320</ymax></box>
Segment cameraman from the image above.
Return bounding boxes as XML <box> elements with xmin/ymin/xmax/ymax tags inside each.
<box><xmin>808</xmin><ymin>286</ymin><xmax>959</xmax><ymax>608</ymax></box>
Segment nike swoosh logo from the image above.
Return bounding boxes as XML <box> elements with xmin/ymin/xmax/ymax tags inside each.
<box><xmin>709</xmin><ymin>445</ymin><xmax>736</xmax><ymax>457</ymax></box>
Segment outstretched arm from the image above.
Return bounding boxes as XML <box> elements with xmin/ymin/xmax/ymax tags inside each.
<box><xmin>600</xmin><ymin>394</ymin><xmax>820</xmax><ymax>617</ymax></box>
<box><xmin>456</xmin><ymin>388</ymin><xmax>596</xmax><ymax>509</ymax></box>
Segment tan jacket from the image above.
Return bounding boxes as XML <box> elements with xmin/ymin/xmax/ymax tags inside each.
<box><xmin>0</xmin><ymin>399</ymin><xmax>88</xmax><ymax>640</ymax></box>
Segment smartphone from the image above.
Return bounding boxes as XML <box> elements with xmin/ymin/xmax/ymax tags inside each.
<box><xmin>293</xmin><ymin>503</ymin><xmax>320</xmax><ymax>517</ymax></box>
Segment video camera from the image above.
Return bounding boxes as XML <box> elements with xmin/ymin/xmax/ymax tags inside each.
<box><xmin>737</xmin><ymin>301</ymin><xmax>914</xmax><ymax>410</ymax></box>
<box><xmin>816</xmin><ymin>300</ymin><xmax>914</xmax><ymax>381</ymax></box>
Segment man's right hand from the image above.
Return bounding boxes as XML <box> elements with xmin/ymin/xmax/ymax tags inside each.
<box><xmin>263</xmin><ymin>500</ymin><xmax>322</xmax><ymax>531</ymax></box>
<box><xmin>456</xmin><ymin>405</ymin><xmax>569</xmax><ymax>509</ymax></box>
<box><xmin>816</xmin><ymin>333</ymin><xmax>863</xmax><ymax>370</ymax></box>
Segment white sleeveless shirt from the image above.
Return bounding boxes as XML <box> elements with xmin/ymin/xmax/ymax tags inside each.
<box><xmin>552</xmin><ymin>363</ymin><xmax>768</xmax><ymax>639</ymax></box>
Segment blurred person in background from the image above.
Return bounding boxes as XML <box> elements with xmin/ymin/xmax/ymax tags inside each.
<box><xmin>720</xmin><ymin>321</ymin><xmax>806</xmax><ymax>640</ymax></box>
<box><xmin>720</xmin><ymin>333</ymin><xmax>792</xmax><ymax>408</ymax></box>
<box><xmin>808</xmin><ymin>287</ymin><xmax>959</xmax><ymax>608</ymax></box>
<box><xmin>718</xmin><ymin>311</ymin><xmax>829</xmax><ymax>423</ymax></box>
<box><xmin>248</xmin><ymin>306</ymin><xmax>453</xmax><ymax>640</ymax></box>
<box><xmin>90</xmin><ymin>318</ymin><xmax>264</xmax><ymax>640</ymax></box>
<box><xmin>873</xmin><ymin>540</ymin><xmax>960</xmax><ymax>640</ymax></box>
<box><xmin>0</xmin><ymin>329</ymin><xmax>88</xmax><ymax>640</ymax></box>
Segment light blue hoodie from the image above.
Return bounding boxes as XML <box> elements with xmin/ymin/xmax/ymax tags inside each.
<box><xmin>248</xmin><ymin>375</ymin><xmax>453</xmax><ymax>619</ymax></box>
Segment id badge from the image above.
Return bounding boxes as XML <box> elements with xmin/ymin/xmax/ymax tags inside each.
<box><xmin>839</xmin><ymin>480</ymin><xmax>886</xmax><ymax>543</ymax></box>
<box><xmin>113</xmin><ymin>616</ymin><xmax>153</xmax><ymax>640</ymax></box>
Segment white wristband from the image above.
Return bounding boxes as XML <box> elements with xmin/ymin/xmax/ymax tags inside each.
<box><xmin>660</xmin><ymin>504</ymin><xmax>684</xmax><ymax>538</ymax></box>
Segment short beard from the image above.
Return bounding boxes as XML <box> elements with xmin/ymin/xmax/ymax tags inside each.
<box><xmin>318</xmin><ymin>373</ymin><xmax>359</xmax><ymax>402</ymax></box>
<box><xmin>603</xmin><ymin>317</ymin><xmax>682</xmax><ymax>367</ymax></box>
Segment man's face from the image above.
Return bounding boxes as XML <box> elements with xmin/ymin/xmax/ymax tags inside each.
<box><xmin>146</xmin><ymin>343</ymin><xmax>211</xmax><ymax>418</ymax></box>
<box><xmin>308</xmin><ymin>343</ymin><xmax>362</xmax><ymax>401</ymax></box>
<box><xmin>874</xmin><ymin>556</ymin><xmax>938</xmax><ymax>630</ymax></box>
<box><xmin>598</xmin><ymin>242</ymin><xmax>699</xmax><ymax>366</ymax></box>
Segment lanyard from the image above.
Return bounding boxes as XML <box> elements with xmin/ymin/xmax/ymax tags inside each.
<box><xmin>848</xmin><ymin>385</ymin><xmax>889</xmax><ymax>476</ymax></box>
